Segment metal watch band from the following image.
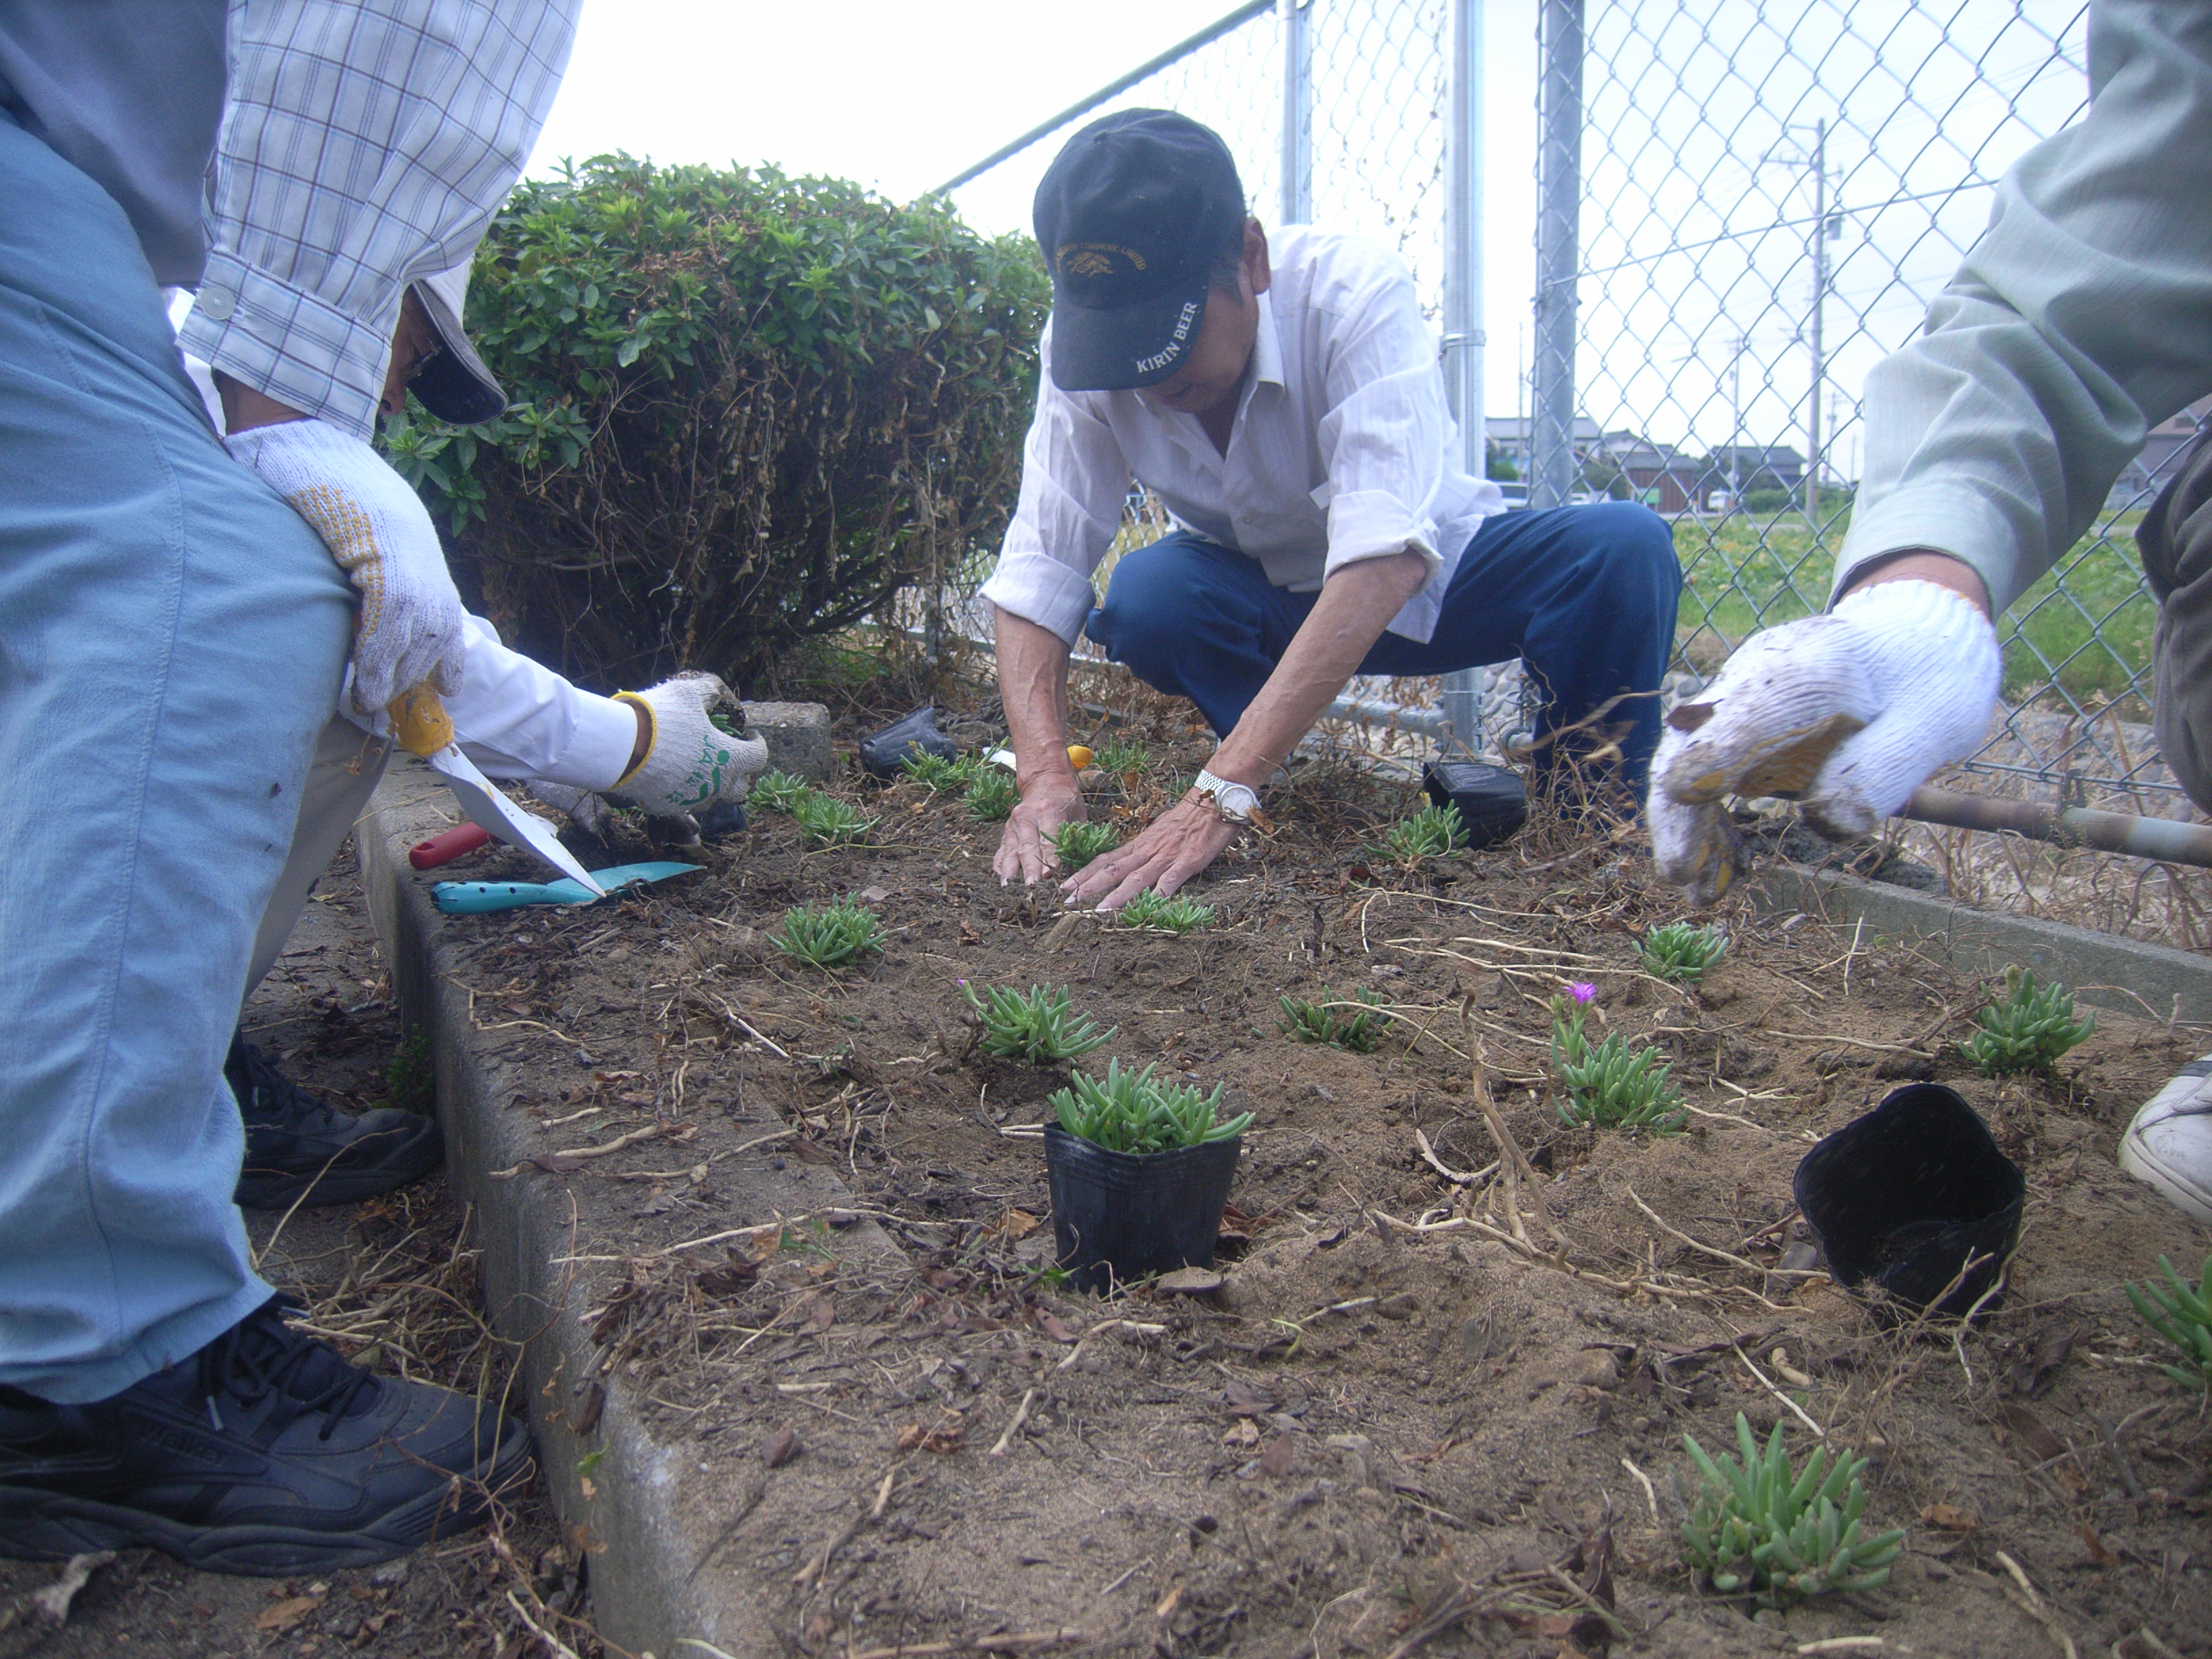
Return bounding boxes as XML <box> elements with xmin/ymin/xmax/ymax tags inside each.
<box><xmin>1193</xmin><ymin>766</ymin><xmax>1261</xmax><ymax>822</ymax></box>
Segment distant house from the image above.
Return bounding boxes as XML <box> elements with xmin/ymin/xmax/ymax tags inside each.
<box><xmin>1595</xmin><ymin>430</ymin><xmax>1702</xmax><ymax>513</ymax></box>
<box><xmin>2110</xmin><ymin>401</ymin><xmax>2212</xmax><ymax>510</ymax></box>
<box><xmin>1485</xmin><ymin>414</ymin><xmax>1603</xmax><ymax>476</ymax></box>
<box><xmin>1702</xmin><ymin>445</ymin><xmax>1805</xmax><ymax>500</ymax></box>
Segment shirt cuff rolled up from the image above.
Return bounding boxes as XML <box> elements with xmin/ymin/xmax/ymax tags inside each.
<box><xmin>977</xmin><ymin>548</ymin><xmax>1101</xmax><ymax>647</ymax></box>
<box><xmin>177</xmin><ymin>251</ymin><xmax>394</xmax><ymax>443</ymax></box>
<box><xmin>1322</xmin><ymin>488</ymin><xmax>1442</xmax><ymax>581</ymax></box>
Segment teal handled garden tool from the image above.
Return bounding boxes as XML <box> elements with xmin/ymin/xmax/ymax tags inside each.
<box><xmin>432</xmin><ymin>861</ymin><xmax>702</xmax><ymax>915</ymax></box>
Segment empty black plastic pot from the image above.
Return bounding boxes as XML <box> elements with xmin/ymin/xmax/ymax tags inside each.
<box><xmin>1793</xmin><ymin>1084</ymin><xmax>2025</xmax><ymax>1317</ymax></box>
<box><xmin>1044</xmin><ymin>1125</ymin><xmax>1241</xmax><ymax>1294</ymax></box>
<box><xmin>1421</xmin><ymin>757</ymin><xmax>1528</xmax><ymax>850</ymax></box>
<box><xmin>859</xmin><ymin>705</ymin><xmax>958</xmax><ymax>777</ymax></box>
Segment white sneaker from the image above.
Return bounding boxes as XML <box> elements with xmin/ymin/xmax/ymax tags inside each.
<box><xmin>2119</xmin><ymin>1057</ymin><xmax>2212</xmax><ymax>1225</ymax></box>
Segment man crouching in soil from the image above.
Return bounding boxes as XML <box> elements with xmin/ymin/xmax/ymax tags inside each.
<box><xmin>982</xmin><ymin>109</ymin><xmax>1681</xmax><ymax>909</ymax></box>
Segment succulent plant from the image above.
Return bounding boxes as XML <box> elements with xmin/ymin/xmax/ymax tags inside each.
<box><xmin>790</xmin><ymin>790</ymin><xmax>877</xmax><ymax>848</ymax></box>
<box><xmin>1378</xmin><ymin>800</ymin><xmax>1466</xmax><ymax>862</ymax></box>
<box><xmin>1049</xmin><ymin>1059</ymin><xmax>1252</xmax><ymax>1155</ymax></box>
<box><xmin>962</xmin><ymin>982</ymin><xmax>1115</xmax><ymax>1065</ymax></box>
<box><xmin>1551</xmin><ymin>991</ymin><xmax>1685</xmax><ymax>1134</ymax></box>
<box><xmin>1641</xmin><ymin>920</ymin><xmax>1729</xmax><ymax>983</ymax></box>
<box><xmin>963</xmin><ymin>768</ymin><xmax>1020</xmax><ymax>821</ymax></box>
<box><xmin>1678</xmin><ymin>1414</ymin><xmax>1904</xmax><ymax>1605</ymax></box>
<box><xmin>1052</xmin><ymin>820</ymin><xmax>1119</xmax><ymax>872</ymax></box>
<box><xmin>1959</xmin><ymin>967</ymin><xmax>2093</xmax><ymax>1075</ymax></box>
<box><xmin>1278</xmin><ymin>987</ymin><xmax>1389</xmax><ymax>1052</ymax></box>
<box><xmin>2127</xmin><ymin>1254</ymin><xmax>2212</xmax><ymax>1391</ymax></box>
<box><xmin>747</xmin><ymin>769</ymin><xmax>812</xmax><ymax>812</ymax></box>
<box><xmin>1118</xmin><ymin>889</ymin><xmax>1214</xmax><ymax>933</ymax></box>
<box><xmin>899</xmin><ymin>750</ymin><xmax>982</xmax><ymax>794</ymax></box>
<box><xmin>770</xmin><ymin>897</ymin><xmax>884</xmax><ymax>968</ymax></box>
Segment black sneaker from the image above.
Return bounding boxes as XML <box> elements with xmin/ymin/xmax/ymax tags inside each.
<box><xmin>0</xmin><ymin>1297</ymin><xmax>532</xmax><ymax>1575</ymax></box>
<box><xmin>228</xmin><ymin>1032</ymin><xmax>443</xmax><ymax>1210</ymax></box>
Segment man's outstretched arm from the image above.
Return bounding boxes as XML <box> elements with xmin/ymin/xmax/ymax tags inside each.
<box><xmin>993</xmin><ymin>607</ymin><xmax>1087</xmax><ymax>885</ymax></box>
<box><xmin>1063</xmin><ymin>548</ymin><xmax>1429</xmax><ymax>909</ymax></box>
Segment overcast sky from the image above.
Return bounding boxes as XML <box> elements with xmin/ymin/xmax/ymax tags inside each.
<box><xmin>527</xmin><ymin>0</ymin><xmax>1544</xmax><ymax>424</ymax></box>
<box><xmin>526</xmin><ymin>1</ymin><xmax>2087</xmax><ymax>469</ymax></box>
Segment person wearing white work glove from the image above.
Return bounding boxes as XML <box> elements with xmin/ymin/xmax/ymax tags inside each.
<box><xmin>529</xmin><ymin>671</ymin><xmax>769</xmax><ymax>833</ymax></box>
<box><xmin>1647</xmin><ymin>572</ymin><xmax>2001</xmax><ymax>905</ymax></box>
<box><xmin>223</xmin><ymin>417</ymin><xmax>468</xmax><ymax>714</ymax></box>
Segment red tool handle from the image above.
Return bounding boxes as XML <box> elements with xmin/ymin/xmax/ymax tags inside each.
<box><xmin>408</xmin><ymin>822</ymin><xmax>494</xmax><ymax>869</ymax></box>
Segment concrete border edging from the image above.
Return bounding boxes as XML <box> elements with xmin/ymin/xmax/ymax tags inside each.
<box><xmin>1749</xmin><ymin>863</ymin><xmax>2212</xmax><ymax>1025</ymax></box>
<box><xmin>360</xmin><ymin>769</ymin><xmax>886</xmax><ymax>1659</ymax></box>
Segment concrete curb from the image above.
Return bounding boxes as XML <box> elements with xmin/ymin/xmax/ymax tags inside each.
<box><xmin>1749</xmin><ymin>863</ymin><xmax>2212</xmax><ymax>1025</ymax></box>
<box><xmin>360</xmin><ymin>766</ymin><xmax>893</xmax><ymax>1659</ymax></box>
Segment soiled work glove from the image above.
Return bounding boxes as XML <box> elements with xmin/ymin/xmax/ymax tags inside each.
<box><xmin>1647</xmin><ymin>579</ymin><xmax>2000</xmax><ymax>905</ymax></box>
<box><xmin>224</xmin><ymin>418</ymin><xmax>467</xmax><ymax>713</ymax></box>
<box><xmin>611</xmin><ymin>672</ymin><xmax>769</xmax><ymax>815</ymax></box>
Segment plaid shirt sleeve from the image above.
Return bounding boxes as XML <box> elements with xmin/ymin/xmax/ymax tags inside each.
<box><xmin>176</xmin><ymin>0</ymin><xmax>579</xmax><ymax>441</ymax></box>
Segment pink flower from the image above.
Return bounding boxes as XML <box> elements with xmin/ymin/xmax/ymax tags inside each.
<box><xmin>1566</xmin><ymin>981</ymin><xmax>1597</xmax><ymax>1005</ymax></box>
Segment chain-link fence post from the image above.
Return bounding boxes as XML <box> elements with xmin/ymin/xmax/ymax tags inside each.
<box><xmin>1279</xmin><ymin>0</ymin><xmax>1313</xmax><ymax>223</ymax></box>
<box><xmin>1438</xmin><ymin>0</ymin><xmax>1486</xmax><ymax>754</ymax></box>
<box><xmin>1532</xmin><ymin>0</ymin><xmax>1581</xmax><ymax>512</ymax></box>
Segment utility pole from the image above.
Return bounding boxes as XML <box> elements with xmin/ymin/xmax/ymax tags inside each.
<box><xmin>1807</xmin><ymin>117</ymin><xmax>1826</xmax><ymax>522</ymax></box>
<box><xmin>1764</xmin><ymin>119</ymin><xmax>1831</xmax><ymax>523</ymax></box>
<box><xmin>1439</xmin><ymin>0</ymin><xmax>1486</xmax><ymax>754</ymax></box>
<box><xmin>1279</xmin><ymin>0</ymin><xmax>1313</xmax><ymax>225</ymax></box>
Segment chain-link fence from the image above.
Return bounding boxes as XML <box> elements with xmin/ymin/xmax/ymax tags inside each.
<box><xmin>935</xmin><ymin>1</ymin><xmax>2177</xmax><ymax>807</ymax></box>
<box><xmin>1570</xmin><ymin>0</ymin><xmax>2184</xmax><ymax>807</ymax></box>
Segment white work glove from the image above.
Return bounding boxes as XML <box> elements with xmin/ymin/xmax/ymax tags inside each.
<box><xmin>613</xmin><ymin>672</ymin><xmax>770</xmax><ymax>815</ymax></box>
<box><xmin>224</xmin><ymin>418</ymin><xmax>466</xmax><ymax>713</ymax></box>
<box><xmin>1647</xmin><ymin>579</ymin><xmax>2000</xmax><ymax>904</ymax></box>
<box><xmin>527</xmin><ymin>675</ymin><xmax>769</xmax><ymax>840</ymax></box>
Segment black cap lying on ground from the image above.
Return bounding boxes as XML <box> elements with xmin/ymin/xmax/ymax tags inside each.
<box><xmin>1031</xmin><ymin>108</ymin><xmax>1247</xmax><ymax>392</ymax></box>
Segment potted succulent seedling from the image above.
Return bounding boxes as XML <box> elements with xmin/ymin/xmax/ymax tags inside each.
<box><xmin>1042</xmin><ymin>1060</ymin><xmax>1252</xmax><ymax>1293</ymax></box>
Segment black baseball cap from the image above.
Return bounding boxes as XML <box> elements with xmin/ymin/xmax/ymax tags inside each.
<box><xmin>1032</xmin><ymin>109</ymin><xmax>1247</xmax><ymax>392</ymax></box>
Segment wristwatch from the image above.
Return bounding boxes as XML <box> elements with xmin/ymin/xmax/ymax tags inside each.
<box><xmin>1193</xmin><ymin>766</ymin><xmax>1263</xmax><ymax>823</ymax></box>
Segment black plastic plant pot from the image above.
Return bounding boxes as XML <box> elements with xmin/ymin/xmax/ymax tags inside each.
<box><xmin>1044</xmin><ymin>1124</ymin><xmax>1242</xmax><ymax>1294</ymax></box>
<box><xmin>1421</xmin><ymin>757</ymin><xmax>1528</xmax><ymax>850</ymax></box>
<box><xmin>859</xmin><ymin>705</ymin><xmax>958</xmax><ymax>778</ymax></box>
<box><xmin>1793</xmin><ymin>1084</ymin><xmax>2026</xmax><ymax>1318</ymax></box>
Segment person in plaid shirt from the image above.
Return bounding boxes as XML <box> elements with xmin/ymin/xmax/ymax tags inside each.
<box><xmin>0</xmin><ymin>0</ymin><xmax>588</xmax><ymax>1573</ymax></box>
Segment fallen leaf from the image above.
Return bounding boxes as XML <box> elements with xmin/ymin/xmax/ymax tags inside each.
<box><xmin>2076</xmin><ymin>1521</ymin><xmax>2116</xmax><ymax>1566</ymax></box>
<box><xmin>255</xmin><ymin>1595</ymin><xmax>323</xmax><ymax>1633</ymax></box>
<box><xmin>895</xmin><ymin>1415</ymin><xmax>965</xmax><ymax>1454</ymax></box>
<box><xmin>1037</xmin><ymin>1312</ymin><xmax>1078</xmax><ymax>1344</ymax></box>
<box><xmin>996</xmin><ymin>1207</ymin><xmax>1041</xmax><ymax>1242</ymax></box>
<box><xmin>2009</xmin><ymin>1325</ymin><xmax>2076</xmax><ymax>1395</ymax></box>
<box><xmin>763</xmin><ymin>1427</ymin><xmax>801</xmax><ymax>1469</ymax></box>
<box><xmin>1155</xmin><ymin>1267</ymin><xmax>1225</xmax><ymax>1295</ymax></box>
<box><xmin>803</xmin><ymin>1294</ymin><xmax>836</xmax><ymax>1334</ymax></box>
<box><xmin>1259</xmin><ymin>1431</ymin><xmax>1296</xmax><ymax>1480</ymax></box>
<box><xmin>697</xmin><ymin>1250</ymin><xmax>759</xmax><ymax>1297</ymax></box>
<box><xmin>1921</xmin><ymin>1502</ymin><xmax>1978</xmax><ymax>1532</ymax></box>
<box><xmin>1223</xmin><ymin>1381</ymin><xmax>1275</xmax><ymax>1417</ymax></box>
<box><xmin>1223</xmin><ymin>1419</ymin><xmax>1261</xmax><ymax>1447</ymax></box>
<box><xmin>1999</xmin><ymin>1403</ymin><xmax>2067</xmax><ymax>1464</ymax></box>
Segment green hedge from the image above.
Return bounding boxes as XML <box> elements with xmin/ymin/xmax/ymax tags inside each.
<box><xmin>387</xmin><ymin>155</ymin><xmax>1050</xmax><ymax>689</ymax></box>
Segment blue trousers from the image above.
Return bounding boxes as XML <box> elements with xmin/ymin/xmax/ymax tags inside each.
<box><xmin>0</xmin><ymin>119</ymin><xmax>354</xmax><ymax>1400</ymax></box>
<box><xmin>1086</xmin><ymin>503</ymin><xmax>1682</xmax><ymax>787</ymax></box>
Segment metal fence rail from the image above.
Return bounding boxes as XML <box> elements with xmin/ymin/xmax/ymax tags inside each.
<box><xmin>937</xmin><ymin>0</ymin><xmax>2180</xmax><ymax>807</ymax></box>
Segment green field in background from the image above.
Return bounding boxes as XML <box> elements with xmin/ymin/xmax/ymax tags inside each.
<box><xmin>1674</xmin><ymin>511</ymin><xmax>2157</xmax><ymax>708</ymax></box>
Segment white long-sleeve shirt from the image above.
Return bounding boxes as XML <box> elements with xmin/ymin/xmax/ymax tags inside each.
<box><xmin>1835</xmin><ymin>0</ymin><xmax>2212</xmax><ymax>614</ymax></box>
<box><xmin>979</xmin><ymin>226</ymin><xmax>1502</xmax><ymax>648</ymax></box>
